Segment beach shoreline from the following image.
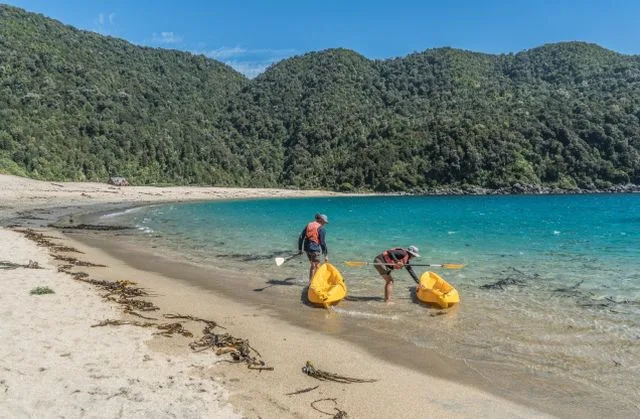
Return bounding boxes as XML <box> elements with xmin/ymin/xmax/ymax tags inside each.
<box><xmin>2</xmin><ymin>225</ymin><xmax>556</xmax><ymax>419</ymax></box>
<box><xmin>68</xmin><ymin>215</ymin><xmax>638</xmax><ymax>419</ymax></box>
<box><xmin>0</xmin><ymin>174</ymin><xmax>597</xmax><ymax>417</ymax></box>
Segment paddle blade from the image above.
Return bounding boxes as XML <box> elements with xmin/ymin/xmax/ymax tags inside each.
<box><xmin>442</xmin><ymin>263</ymin><xmax>465</xmax><ymax>269</ymax></box>
<box><xmin>275</xmin><ymin>257</ymin><xmax>286</xmax><ymax>266</ymax></box>
<box><xmin>344</xmin><ymin>261</ymin><xmax>368</xmax><ymax>267</ymax></box>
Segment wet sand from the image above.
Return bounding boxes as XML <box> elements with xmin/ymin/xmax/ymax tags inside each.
<box><xmin>48</xmin><ymin>228</ymin><xmax>552</xmax><ymax>418</ymax></box>
<box><xmin>72</xmin><ymin>228</ymin><xmax>628</xmax><ymax>418</ymax></box>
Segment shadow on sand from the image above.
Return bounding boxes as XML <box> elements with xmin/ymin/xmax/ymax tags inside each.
<box><xmin>252</xmin><ymin>277</ymin><xmax>298</xmax><ymax>292</ymax></box>
<box><xmin>344</xmin><ymin>295</ymin><xmax>384</xmax><ymax>302</ymax></box>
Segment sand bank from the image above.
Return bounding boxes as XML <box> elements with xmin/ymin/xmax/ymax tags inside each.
<box><xmin>0</xmin><ymin>174</ymin><xmax>342</xmax><ymax>226</ymax></box>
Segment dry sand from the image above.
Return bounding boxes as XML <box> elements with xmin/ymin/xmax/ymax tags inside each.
<box><xmin>0</xmin><ymin>229</ymin><xmax>238</xmax><ymax>418</ymax></box>
<box><xmin>0</xmin><ymin>174</ymin><xmax>551</xmax><ymax>418</ymax></box>
<box><xmin>0</xmin><ymin>174</ymin><xmax>342</xmax><ymax>223</ymax></box>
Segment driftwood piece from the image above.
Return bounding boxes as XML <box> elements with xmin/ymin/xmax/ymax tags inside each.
<box><xmin>285</xmin><ymin>385</ymin><xmax>319</xmax><ymax>396</ymax></box>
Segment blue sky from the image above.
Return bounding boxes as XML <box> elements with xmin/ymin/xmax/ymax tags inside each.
<box><xmin>4</xmin><ymin>1</ymin><xmax>640</xmax><ymax>77</ymax></box>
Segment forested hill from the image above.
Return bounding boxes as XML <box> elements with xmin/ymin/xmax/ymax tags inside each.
<box><xmin>2</xmin><ymin>5</ymin><xmax>640</xmax><ymax>191</ymax></box>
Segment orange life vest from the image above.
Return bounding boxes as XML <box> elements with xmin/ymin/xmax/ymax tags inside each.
<box><xmin>382</xmin><ymin>248</ymin><xmax>410</xmax><ymax>269</ymax></box>
<box><xmin>305</xmin><ymin>221</ymin><xmax>322</xmax><ymax>245</ymax></box>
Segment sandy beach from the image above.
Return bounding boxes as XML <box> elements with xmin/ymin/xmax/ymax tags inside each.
<box><xmin>0</xmin><ymin>174</ymin><xmax>553</xmax><ymax>418</ymax></box>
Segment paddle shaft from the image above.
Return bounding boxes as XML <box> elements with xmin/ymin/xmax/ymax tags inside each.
<box><xmin>373</xmin><ymin>262</ymin><xmax>451</xmax><ymax>268</ymax></box>
<box><xmin>275</xmin><ymin>252</ymin><xmax>302</xmax><ymax>266</ymax></box>
<box><xmin>283</xmin><ymin>254</ymin><xmax>300</xmax><ymax>262</ymax></box>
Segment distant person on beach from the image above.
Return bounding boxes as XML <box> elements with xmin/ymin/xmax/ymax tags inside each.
<box><xmin>298</xmin><ymin>213</ymin><xmax>329</xmax><ymax>282</ymax></box>
<box><xmin>374</xmin><ymin>246</ymin><xmax>420</xmax><ymax>303</ymax></box>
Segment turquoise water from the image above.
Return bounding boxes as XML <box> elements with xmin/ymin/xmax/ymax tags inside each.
<box><xmin>112</xmin><ymin>194</ymin><xmax>640</xmax><ymax>409</ymax></box>
<box><xmin>130</xmin><ymin>194</ymin><xmax>639</xmax><ymax>292</ymax></box>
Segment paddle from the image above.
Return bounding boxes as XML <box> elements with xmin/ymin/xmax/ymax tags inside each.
<box><xmin>343</xmin><ymin>261</ymin><xmax>465</xmax><ymax>269</ymax></box>
<box><xmin>275</xmin><ymin>253</ymin><xmax>302</xmax><ymax>266</ymax></box>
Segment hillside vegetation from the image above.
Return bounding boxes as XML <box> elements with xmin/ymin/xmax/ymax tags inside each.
<box><xmin>1</xmin><ymin>5</ymin><xmax>639</xmax><ymax>191</ymax></box>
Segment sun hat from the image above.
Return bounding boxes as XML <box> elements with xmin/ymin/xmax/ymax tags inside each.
<box><xmin>407</xmin><ymin>245</ymin><xmax>420</xmax><ymax>257</ymax></box>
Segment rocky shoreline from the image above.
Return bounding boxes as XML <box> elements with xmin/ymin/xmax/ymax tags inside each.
<box><xmin>407</xmin><ymin>183</ymin><xmax>640</xmax><ymax>196</ymax></box>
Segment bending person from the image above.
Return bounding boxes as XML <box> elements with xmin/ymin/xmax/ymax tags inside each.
<box><xmin>373</xmin><ymin>246</ymin><xmax>420</xmax><ymax>303</ymax></box>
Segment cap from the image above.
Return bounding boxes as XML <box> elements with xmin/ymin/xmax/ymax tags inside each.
<box><xmin>316</xmin><ymin>213</ymin><xmax>329</xmax><ymax>223</ymax></box>
<box><xmin>407</xmin><ymin>245</ymin><xmax>420</xmax><ymax>257</ymax></box>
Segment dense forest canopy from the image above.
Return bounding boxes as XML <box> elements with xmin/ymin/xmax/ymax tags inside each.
<box><xmin>1</xmin><ymin>5</ymin><xmax>639</xmax><ymax>191</ymax></box>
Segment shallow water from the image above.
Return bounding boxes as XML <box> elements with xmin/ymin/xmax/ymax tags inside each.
<box><xmin>105</xmin><ymin>194</ymin><xmax>640</xmax><ymax>411</ymax></box>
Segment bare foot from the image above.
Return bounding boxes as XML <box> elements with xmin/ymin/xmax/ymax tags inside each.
<box><xmin>385</xmin><ymin>300</ymin><xmax>395</xmax><ymax>305</ymax></box>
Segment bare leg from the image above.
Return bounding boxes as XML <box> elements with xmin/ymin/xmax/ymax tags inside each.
<box><xmin>383</xmin><ymin>274</ymin><xmax>393</xmax><ymax>303</ymax></box>
<box><xmin>309</xmin><ymin>261</ymin><xmax>320</xmax><ymax>283</ymax></box>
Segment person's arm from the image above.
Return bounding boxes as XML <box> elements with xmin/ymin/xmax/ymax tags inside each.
<box><xmin>297</xmin><ymin>227</ymin><xmax>306</xmax><ymax>253</ymax></box>
<box><xmin>405</xmin><ymin>264</ymin><xmax>419</xmax><ymax>283</ymax></box>
<box><xmin>389</xmin><ymin>250</ymin><xmax>403</xmax><ymax>269</ymax></box>
<box><xmin>319</xmin><ymin>227</ymin><xmax>328</xmax><ymax>256</ymax></box>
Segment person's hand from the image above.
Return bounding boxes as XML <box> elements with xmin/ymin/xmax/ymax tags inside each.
<box><xmin>395</xmin><ymin>262</ymin><xmax>404</xmax><ymax>269</ymax></box>
<box><xmin>324</xmin><ymin>256</ymin><xmax>329</xmax><ymax>262</ymax></box>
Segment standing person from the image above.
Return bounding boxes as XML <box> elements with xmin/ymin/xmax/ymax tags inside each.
<box><xmin>373</xmin><ymin>246</ymin><xmax>420</xmax><ymax>303</ymax></box>
<box><xmin>298</xmin><ymin>213</ymin><xmax>329</xmax><ymax>283</ymax></box>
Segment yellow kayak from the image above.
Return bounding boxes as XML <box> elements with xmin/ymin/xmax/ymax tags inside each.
<box><xmin>308</xmin><ymin>262</ymin><xmax>347</xmax><ymax>307</ymax></box>
<box><xmin>416</xmin><ymin>271</ymin><xmax>460</xmax><ymax>308</ymax></box>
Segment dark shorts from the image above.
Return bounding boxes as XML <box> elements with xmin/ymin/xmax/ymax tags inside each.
<box><xmin>374</xmin><ymin>256</ymin><xmax>392</xmax><ymax>277</ymax></box>
<box><xmin>306</xmin><ymin>251</ymin><xmax>322</xmax><ymax>263</ymax></box>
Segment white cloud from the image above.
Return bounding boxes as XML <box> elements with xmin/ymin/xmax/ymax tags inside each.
<box><xmin>203</xmin><ymin>46</ymin><xmax>295</xmax><ymax>60</ymax></box>
<box><xmin>224</xmin><ymin>61</ymin><xmax>270</xmax><ymax>79</ymax></box>
<box><xmin>94</xmin><ymin>12</ymin><xmax>116</xmax><ymax>35</ymax></box>
<box><xmin>206</xmin><ymin>46</ymin><xmax>247</xmax><ymax>60</ymax></box>
<box><xmin>196</xmin><ymin>46</ymin><xmax>296</xmax><ymax>78</ymax></box>
<box><xmin>152</xmin><ymin>32</ymin><xmax>184</xmax><ymax>44</ymax></box>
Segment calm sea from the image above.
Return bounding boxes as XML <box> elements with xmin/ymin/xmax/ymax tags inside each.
<box><xmin>107</xmin><ymin>194</ymin><xmax>640</xmax><ymax>411</ymax></box>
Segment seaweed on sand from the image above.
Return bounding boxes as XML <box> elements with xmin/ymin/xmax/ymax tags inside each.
<box><xmin>91</xmin><ymin>319</ymin><xmax>156</xmax><ymax>328</ymax></box>
<box><xmin>302</xmin><ymin>361</ymin><xmax>377</xmax><ymax>384</ymax></box>
<box><xmin>51</xmin><ymin>254</ymin><xmax>106</xmax><ymax>267</ymax></box>
<box><xmin>310</xmin><ymin>398</ymin><xmax>348</xmax><ymax>418</ymax></box>
<box><xmin>155</xmin><ymin>322</ymin><xmax>193</xmax><ymax>337</ymax></box>
<box><xmin>0</xmin><ymin>260</ymin><xmax>43</xmax><ymax>270</ymax></box>
<box><xmin>30</xmin><ymin>286</ymin><xmax>54</xmax><ymax>295</ymax></box>
<box><xmin>480</xmin><ymin>267</ymin><xmax>539</xmax><ymax>290</ymax></box>
<box><xmin>14</xmin><ymin>228</ymin><xmax>62</xmax><ymax>248</ymax></box>
<box><xmin>15</xmin><ymin>228</ymin><xmax>271</xmax><ymax>372</ymax></box>
<box><xmin>162</xmin><ymin>314</ymin><xmax>272</xmax><ymax>371</ymax></box>
<box><xmin>90</xmin><ymin>319</ymin><xmax>193</xmax><ymax>337</ymax></box>
<box><xmin>189</xmin><ymin>320</ymin><xmax>272</xmax><ymax>371</ymax></box>
<box><xmin>163</xmin><ymin>313</ymin><xmax>223</xmax><ymax>328</ymax></box>
<box><xmin>56</xmin><ymin>224</ymin><xmax>132</xmax><ymax>231</ymax></box>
